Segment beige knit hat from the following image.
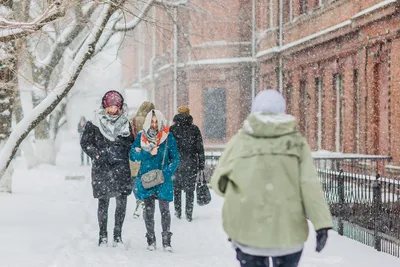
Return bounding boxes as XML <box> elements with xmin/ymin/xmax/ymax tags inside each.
<box><xmin>177</xmin><ymin>106</ymin><xmax>190</xmax><ymax>115</ymax></box>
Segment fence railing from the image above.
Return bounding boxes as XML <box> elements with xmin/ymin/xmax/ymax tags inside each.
<box><xmin>204</xmin><ymin>151</ymin><xmax>221</xmax><ymax>182</ymax></box>
<box><xmin>204</xmin><ymin>152</ymin><xmax>400</xmax><ymax>258</ymax></box>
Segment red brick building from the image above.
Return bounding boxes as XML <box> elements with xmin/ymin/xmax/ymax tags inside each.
<box><xmin>122</xmin><ymin>0</ymin><xmax>400</xmax><ymax>165</ymax></box>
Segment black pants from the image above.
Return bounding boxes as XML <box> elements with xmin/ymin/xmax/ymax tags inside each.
<box><xmin>144</xmin><ymin>195</ymin><xmax>171</xmax><ymax>234</ymax></box>
<box><xmin>98</xmin><ymin>195</ymin><xmax>127</xmax><ymax>237</ymax></box>
<box><xmin>236</xmin><ymin>249</ymin><xmax>303</xmax><ymax>267</ymax></box>
<box><xmin>174</xmin><ymin>188</ymin><xmax>194</xmax><ymax>218</ymax></box>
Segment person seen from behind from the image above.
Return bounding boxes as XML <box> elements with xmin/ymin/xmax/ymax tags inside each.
<box><xmin>131</xmin><ymin>101</ymin><xmax>155</xmax><ymax>219</ymax></box>
<box><xmin>80</xmin><ymin>91</ymin><xmax>134</xmax><ymax>247</ymax></box>
<box><xmin>170</xmin><ymin>106</ymin><xmax>205</xmax><ymax>222</ymax></box>
<box><xmin>210</xmin><ymin>89</ymin><xmax>333</xmax><ymax>267</ymax></box>
<box><xmin>130</xmin><ymin>110</ymin><xmax>180</xmax><ymax>252</ymax></box>
<box><xmin>78</xmin><ymin>116</ymin><xmax>90</xmax><ymax>165</ymax></box>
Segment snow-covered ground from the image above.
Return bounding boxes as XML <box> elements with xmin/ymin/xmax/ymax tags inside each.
<box><xmin>1</xmin><ymin>136</ymin><xmax>400</xmax><ymax>267</ymax></box>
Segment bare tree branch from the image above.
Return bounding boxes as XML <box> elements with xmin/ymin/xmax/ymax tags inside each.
<box><xmin>30</xmin><ymin>3</ymin><xmax>100</xmax><ymax>90</ymax></box>
<box><xmin>0</xmin><ymin>2</ymin><xmax>66</xmax><ymax>42</ymax></box>
<box><xmin>114</xmin><ymin>0</ymin><xmax>155</xmax><ymax>31</ymax></box>
<box><xmin>91</xmin><ymin>11</ymin><xmax>122</xmax><ymax>57</ymax></box>
<box><xmin>88</xmin><ymin>0</ymin><xmax>187</xmax><ymax>56</ymax></box>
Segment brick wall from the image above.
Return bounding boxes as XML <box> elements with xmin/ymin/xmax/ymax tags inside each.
<box><xmin>121</xmin><ymin>0</ymin><xmax>400</xmax><ymax>165</ymax></box>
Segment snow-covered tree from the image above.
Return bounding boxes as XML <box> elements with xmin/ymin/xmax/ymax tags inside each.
<box><xmin>0</xmin><ymin>0</ymin><xmax>186</xmax><ymax>192</ymax></box>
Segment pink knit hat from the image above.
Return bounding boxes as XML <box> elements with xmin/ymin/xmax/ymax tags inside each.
<box><xmin>102</xmin><ymin>91</ymin><xmax>123</xmax><ymax>109</ymax></box>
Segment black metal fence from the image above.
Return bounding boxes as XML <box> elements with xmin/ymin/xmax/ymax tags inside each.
<box><xmin>204</xmin><ymin>151</ymin><xmax>221</xmax><ymax>182</ymax></box>
<box><xmin>204</xmin><ymin>152</ymin><xmax>400</xmax><ymax>258</ymax></box>
<box><xmin>314</xmin><ymin>155</ymin><xmax>400</xmax><ymax>257</ymax></box>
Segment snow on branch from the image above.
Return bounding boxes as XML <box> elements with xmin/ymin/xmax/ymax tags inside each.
<box><xmin>113</xmin><ymin>0</ymin><xmax>188</xmax><ymax>32</ymax></box>
<box><xmin>0</xmin><ymin>3</ymin><xmax>119</xmax><ymax>177</ymax></box>
<box><xmin>89</xmin><ymin>0</ymin><xmax>187</xmax><ymax>55</ymax></box>
<box><xmin>114</xmin><ymin>0</ymin><xmax>155</xmax><ymax>31</ymax></box>
<box><xmin>0</xmin><ymin>2</ymin><xmax>65</xmax><ymax>42</ymax></box>
<box><xmin>30</xmin><ymin>3</ymin><xmax>99</xmax><ymax>87</ymax></box>
<box><xmin>91</xmin><ymin>11</ymin><xmax>122</xmax><ymax>57</ymax></box>
<box><xmin>155</xmin><ymin>0</ymin><xmax>188</xmax><ymax>7</ymax></box>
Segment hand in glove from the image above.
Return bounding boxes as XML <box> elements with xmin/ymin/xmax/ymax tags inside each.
<box><xmin>316</xmin><ymin>228</ymin><xmax>330</xmax><ymax>252</ymax></box>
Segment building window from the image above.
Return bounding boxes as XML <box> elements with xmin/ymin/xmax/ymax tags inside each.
<box><xmin>299</xmin><ymin>80</ymin><xmax>308</xmax><ymax>136</ymax></box>
<box><xmin>299</xmin><ymin>0</ymin><xmax>307</xmax><ymax>15</ymax></box>
<box><xmin>333</xmin><ymin>73</ymin><xmax>344</xmax><ymax>152</ymax></box>
<box><xmin>284</xmin><ymin>83</ymin><xmax>293</xmax><ymax>114</ymax></box>
<box><xmin>203</xmin><ymin>88</ymin><xmax>226</xmax><ymax>139</ymax></box>
<box><xmin>315</xmin><ymin>77</ymin><xmax>324</xmax><ymax>150</ymax></box>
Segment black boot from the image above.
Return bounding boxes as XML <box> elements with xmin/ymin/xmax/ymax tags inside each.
<box><xmin>174</xmin><ymin>210</ymin><xmax>181</xmax><ymax>219</ymax></box>
<box><xmin>146</xmin><ymin>232</ymin><xmax>156</xmax><ymax>251</ymax></box>
<box><xmin>113</xmin><ymin>229</ymin><xmax>124</xmax><ymax>247</ymax></box>
<box><xmin>162</xmin><ymin>231</ymin><xmax>173</xmax><ymax>252</ymax></box>
<box><xmin>98</xmin><ymin>232</ymin><xmax>108</xmax><ymax>247</ymax></box>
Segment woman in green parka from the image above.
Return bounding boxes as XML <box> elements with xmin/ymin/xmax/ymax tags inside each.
<box><xmin>211</xmin><ymin>89</ymin><xmax>333</xmax><ymax>267</ymax></box>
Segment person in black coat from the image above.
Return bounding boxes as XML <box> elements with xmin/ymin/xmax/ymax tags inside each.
<box><xmin>170</xmin><ymin>106</ymin><xmax>205</xmax><ymax>222</ymax></box>
<box><xmin>80</xmin><ymin>91</ymin><xmax>134</xmax><ymax>247</ymax></box>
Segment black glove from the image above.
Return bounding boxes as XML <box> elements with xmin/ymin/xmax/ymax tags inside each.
<box><xmin>316</xmin><ymin>228</ymin><xmax>330</xmax><ymax>252</ymax></box>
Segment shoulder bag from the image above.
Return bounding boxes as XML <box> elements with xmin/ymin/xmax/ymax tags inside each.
<box><xmin>141</xmin><ymin>137</ymin><xmax>168</xmax><ymax>189</ymax></box>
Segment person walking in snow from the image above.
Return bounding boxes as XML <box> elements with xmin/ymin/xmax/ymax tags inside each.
<box><xmin>130</xmin><ymin>109</ymin><xmax>180</xmax><ymax>252</ymax></box>
<box><xmin>170</xmin><ymin>106</ymin><xmax>205</xmax><ymax>222</ymax></box>
<box><xmin>78</xmin><ymin>116</ymin><xmax>90</xmax><ymax>165</ymax></box>
<box><xmin>80</xmin><ymin>91</ymin><xmax>134</xmax><ymax>247</ymax></box>
<box><xmin>210</xmin><ymin>89</ymin><xmax>333</xmax><ymax>267</ymax></box>
<box><xmin>130</xmin><ymin>101</ymin><xmax>155</xmax><ymax>219</ymax></box>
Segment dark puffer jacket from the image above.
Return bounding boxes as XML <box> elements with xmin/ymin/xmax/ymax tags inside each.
<box><xmin>170</xmin><ymin>114</ymin><xmax>205</xmax><ymax>192</ymax></box>
<box><xmin>81</xmin><ymin>121</ymin><xmax>134</xmax><ymax>199</ymax></box>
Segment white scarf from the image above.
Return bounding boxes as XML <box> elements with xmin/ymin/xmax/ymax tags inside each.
<box><xmin>93</xmin><ymin>104</ymin><xmax>130</xmax><ymax>141</ymax></box>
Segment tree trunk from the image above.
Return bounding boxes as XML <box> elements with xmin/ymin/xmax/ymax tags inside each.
<box><xmin>0</xmin><ymin>0</ymin><xmax>153</xmax><ymax>181</ymax></box>
<box><xmin>31</xmin><ymin>81</ymin><xmax>57</xmax><ymax>165</ymax></box>
<box><xmin>49</xmin><ymin>100</ymin><xmax>67</xmax><ymax>140</ymax></box>
<box><xmin>0</xmin><ymin>39</ymin><xmax>16</xmax><ymax>193</ymax></box>
<box><xmin>15</xmin><ymin>38</ymin><xmax>40</xmax><ymax>168</ymax></box>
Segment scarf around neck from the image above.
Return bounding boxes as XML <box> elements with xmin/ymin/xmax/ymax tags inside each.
<box><xmin>141</xmin><ymin>110</ymin><xmax>169</xmax><ymax>152</ymax></box>
<box><xmin>93</xmin><ymin>104</ymin><xmax>130</xmax><ymax>141</ymax></box>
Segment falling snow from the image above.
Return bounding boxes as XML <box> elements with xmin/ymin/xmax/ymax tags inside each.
<box><xmin>1</xmin><ymin>1</ymin><xmax>400</xmax><ymax>266</ymax></box>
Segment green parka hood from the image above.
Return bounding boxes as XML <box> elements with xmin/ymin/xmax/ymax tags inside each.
<box><xmin>242</xmin><ymin>113</ymin><xmax>297</xmax><ymax>138</ymax></box>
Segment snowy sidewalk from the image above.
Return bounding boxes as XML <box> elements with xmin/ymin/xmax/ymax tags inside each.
<box><xmin>1</xmin><ymin>139</ymin><xmax>400</xmax><ymax>267</ymax></box>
